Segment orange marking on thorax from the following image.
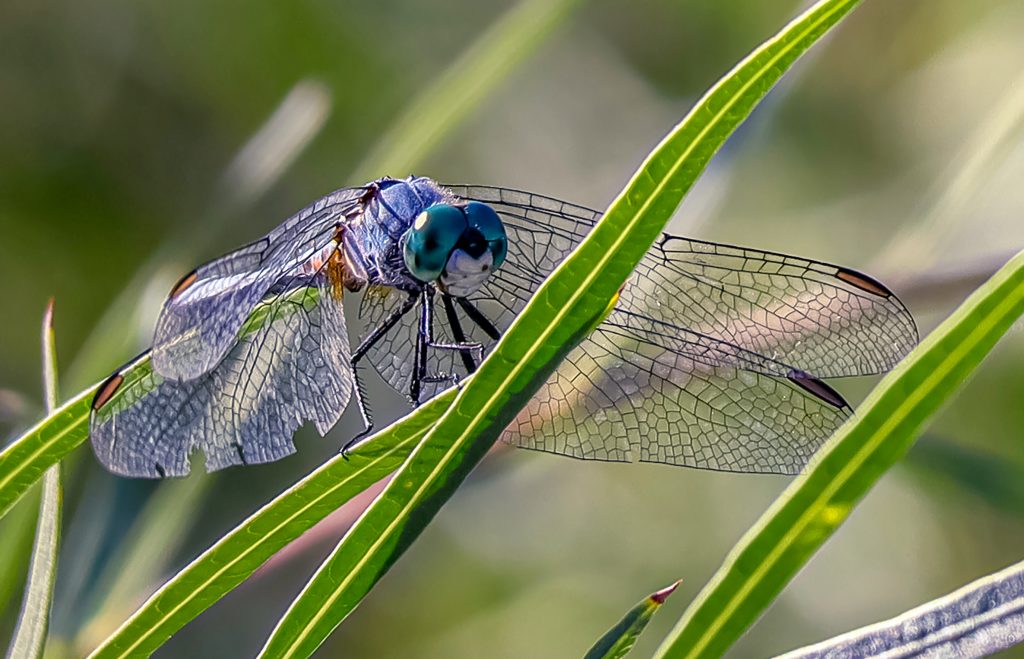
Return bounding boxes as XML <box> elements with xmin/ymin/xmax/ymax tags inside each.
<box><xmin>326</xmin><ymin>248</ymin><xmax>346</xmax><ymax>301</ymax></box>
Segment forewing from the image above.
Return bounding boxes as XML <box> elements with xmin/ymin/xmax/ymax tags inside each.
<box><xmin>91</xmin><ymin>280</ymin><xmax>353</xmax><ymax>478</ymax></box>
<box><xmin>151</xmin><ymin>187</ymin><xmax>366</xmax><ymax>381</ymax></box>
<box><xmin>446</xmin><ymin>185</ymin><xmax>918</xmax><ymax>379</ymax></box>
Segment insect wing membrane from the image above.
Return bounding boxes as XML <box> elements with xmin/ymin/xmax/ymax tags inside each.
<box><xmin>92</xmin><ymin>273</ymin><xmax>354</xmax><ymax>477</ymax></box>
<box><xmin>443</xmin><ymin>185</ymin><xmax>917</xmax><ymax>473</ymax></box>
<box><xmin>151</xmin><ymin>188</ymin><xmax>365</xmax><ymax>382</ymax></box>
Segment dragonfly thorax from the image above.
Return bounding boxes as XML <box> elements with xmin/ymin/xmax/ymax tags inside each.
<box><xmin>402</xmin><ymin>201</ymin><xmax>507</xmax><ymax>296</ymax></box>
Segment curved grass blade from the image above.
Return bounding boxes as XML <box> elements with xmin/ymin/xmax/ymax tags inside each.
<box><xmin>352</xmin><ymin>0</ymin><xmax>587</xmax><ymax>181</ymax></box>
<box><xmin>85</xmin><ymin>388</ymin><xmax>455</xmax><ymax>659</ymax></box>
<box><xmin>776</xmin><ymin>559</ymin><xmax>1024</xmax><ymax>658</ymax></box>
<box><xmin>654</xmin><ymin>248</ymin><xmax>1024</xmax><ymax>658</ymax></box>
<box><xmin>7</xmin><ymin>301</ymin><xmax>63</xmax><ymax>659</ymax></box>
<box><xmin>0</xmin><ymin>390</ymin><xmax>93</xmax><ymax>522</ymax></box>
<box><xmin>259</xmin><ymin>1</ymin><xmax>866</xmax><ymax>656</ymax></box>
<box><xmin>585</xmin><ymin>581</ymin><xmax>681</xmax><ymax>659</ymax></box>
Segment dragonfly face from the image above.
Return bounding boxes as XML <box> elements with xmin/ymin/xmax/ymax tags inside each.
<box><xmin>89</xmin><ymin>176</ymin><xmax>918</xmax><ymax>479</ymax></box>
<box><xmin>402</xmin><ymin>201</ymin><xmax>508</xmax><ymax>297</ymax></box>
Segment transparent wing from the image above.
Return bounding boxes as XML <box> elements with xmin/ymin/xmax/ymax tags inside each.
<box><xmin>90</xmin><ymin>278</ymin><xmax>353</xmax><ymax>478</ymax></box>
<box><xmin>357</xmin><ymin>287</ymin><xmax>420</xmax><ymax>401</ymax></box>
<box><xmin>447</xmin><ymin>184</ymin><xmax>918</xmax><ymax>378</ymax></box>
<box><xmin>440</xmin><ymin>184</ymin><xmax>917</xmax><ymax>472</ymax></box>
<box><xmin>504</xmin><ymin>312</ymin><xmax>849</xmax><ymax>474</ymax></box>
<box><xmin>151</xmin><ymin>187</ymin><xmax>366</xmax><ymax>381</ymax></box>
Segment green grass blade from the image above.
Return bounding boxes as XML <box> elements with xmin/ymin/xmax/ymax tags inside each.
<box><xmin>585</xmin><ymin>581</ymin><xmax>681</xmax><ymax>659</ymax></box>
<box><xmin>259</xmin><ymin>2</ymin><xmax>864</xmax><ymax>656</ymax></box>
<box><xmin>777</xmin><ymin>559</ymin><xmax>1024</xmax><ymax>658</ymax></box>
<box><xmin>351</xmin><ymin>0</ymin><xmax>586</xmax><ymax>181</ymax></box>
<box><xmin>654</xmin><ymin>249</ymin><xmax>1024</xmax><ymax>658</ymax></box>
<box><xmin>7</xmin><ymin>301</ymin><xmax>64</xmax><ymax>659</ymax></box>
<box><xmin>0</xmin><ymin>389</ymin><xmax>93</xmax><ymax>523</ymax></box>
<box><xmin>85</xmin><ymin>389</ymin><xmax>455</xmax><ymax>659</ymax></box>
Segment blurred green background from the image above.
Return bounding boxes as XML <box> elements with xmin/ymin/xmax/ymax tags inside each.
<box><xmin>3</xmin><ymin>0</ymin><xmax>1024</xmax><ymax>656</ymax></box>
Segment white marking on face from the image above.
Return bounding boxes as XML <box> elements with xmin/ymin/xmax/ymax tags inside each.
<box><xmin>439</xmin><ymin>249</ymin><xmax>494</xmax><ymax>297</ymax></box>
<box><xmin>413</xmin><ymin>211</ymin><xmax>429</xmax><ymax>231</ymax></box>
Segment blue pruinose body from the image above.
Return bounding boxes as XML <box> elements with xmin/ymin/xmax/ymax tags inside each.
<box><xmin>343</xmin><ymin>176</ymin><xmax>447</xmax><ymax>290</ymax></box>
<box><xmin>88</xmin><ymin>175</ymin><xmax>918</xmax><ymax>479</ymax></box>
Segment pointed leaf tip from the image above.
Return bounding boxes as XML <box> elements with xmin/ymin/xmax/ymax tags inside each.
<box><xmin>44</xmin><ymin>297</ymin><xmax>55</xmax><ymax>330</ymax></box>
<box><xmin>650</xmin><ymin>580</ymin><xmax>682</xmax><ymax>605</ymax></box>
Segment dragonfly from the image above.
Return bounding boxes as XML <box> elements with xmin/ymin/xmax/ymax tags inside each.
<box><xmin>89</xmin><ymin>176</ymin><xmax>918</xmax><ymax>478</ymax></box>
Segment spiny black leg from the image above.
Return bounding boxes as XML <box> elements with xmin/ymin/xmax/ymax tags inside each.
<box><xmin>410</xmin><ymin>289</ymin><xmax>490</xmax><ymax>405</ymax></box>
<box><xmin>340</xmin><ymin>368</ymin><xmax>374</xmax><ymax>458</ymax></box>
<box><xmin>441</xmin><ymin>294</ymin><xmax>477</xmax><ymax>374</ymax></box>
<box><xmin>351</xmin><ymin>291</ymin><xmax>418</xmax><ymax>363</ymax></box>
<box><xmin>421</xmin><ymin>289</ymin><xmax>482</xmax><ymax>358</ymax></box>
<box><xmin>342</xmin><ymin>290</ymin><xmax>418</xmax><ymax>457</ymax></box>
<box><xmin>457</xmin><ymin>297</ymin><xmax>501</xmax><ymax>341</ymax></box>
<box><xmin>410</xmin><ymin>289</ymin><xmax>430</xmax><ymax>405</ymax></box>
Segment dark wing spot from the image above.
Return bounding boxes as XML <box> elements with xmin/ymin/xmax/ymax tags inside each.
<box><xmin>92</xmin><ymin>373</ymin><xmax>125</xmax><ymax>410</ymax></box>
<box><xmin>787</xmin><ymin>369</ymin><xmax>848</xmax><ymax>409</ymax></box>
<box><xmin>169</xmin><ymin>270</ymin><xmax>198</xmax><ymax>299</ymax></box>
<box><xmin>154</xmin><ymin>463</ymin><xmax>167</xmax><ymax>478</ymax></box>
<box><xmin>835</xmin><ymin>267</ymin><xmax>892</xmax><ymax>298</ymax></box>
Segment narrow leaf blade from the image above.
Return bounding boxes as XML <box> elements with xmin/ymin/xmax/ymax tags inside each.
<box><xmin>0</xmin><ymin>389</ymin><xmax>93</xmax><ymax>522</ymax></box>
<box><xmin>585</xmin><ymin>581</ymin><xmax>682</xmax><ymax>659</ymax></box>
<box><xmin>259</xmin><ymin>1</ymin><xmax>865</xmax><ymax>656</ymax></box>
<box><xmin>86</xmin><ymin>389</ymin><xmax>454</xmax><ymax>659</ymax></box>
<box><xmin>7</xmin><ymin>301</ymin><xmax>64</xmax><ymax>659</ymax></box>
<box><xmin>654</xmin><ymin>250</ymin><xmax>1024</xmax><ymax>658</ymax></box>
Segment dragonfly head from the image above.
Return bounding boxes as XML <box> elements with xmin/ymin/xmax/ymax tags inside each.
<box><xmin>403</xmin><ymin>201</ymin><xmax>508</xmax><ymax>296</ymax></box>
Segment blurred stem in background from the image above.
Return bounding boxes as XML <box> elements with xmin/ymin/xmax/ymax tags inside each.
<box><xmin>876</xmin><ymin>66</ymin><xmax>1024</xmax><ymax>279</ymax></box>
<box><xmin>64</xmin><ymin>80</ymin><xmax>333</xmax><ymax>394</ymax></box>
<box><xmin>6</xmin><ymin>302</ymin><xmax>63</xmax><ymax>659</ymax></box>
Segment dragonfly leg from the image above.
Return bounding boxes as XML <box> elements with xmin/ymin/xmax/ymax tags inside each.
<box><xmin>340</xmin><ymin>368</ymin><xmax>374</xmax><ymax>459</ymax></box>
<box><xmin>411</xmin><ymin>289</ymin><xmax>489</xmax><ymax>404</ymax></box>
<box><xmin>431</xmin><ymin>293</ymin><xmax>485</xmax><ymax>363</ymax></box>
<box><xmin>410</xmin><ymin>292</ymin><xmax>429</xmax><ymax>405</ymax></box>
<box><xmin>342</xmin><ymin>290</ymin><xmax>419</xmax><ymax>457</ymax></box>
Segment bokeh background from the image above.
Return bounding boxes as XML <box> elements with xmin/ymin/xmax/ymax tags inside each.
<box><xmin>3</xmin><ymin>0</ymin><xmax>1024</xmax><ymax>656</ymax></box>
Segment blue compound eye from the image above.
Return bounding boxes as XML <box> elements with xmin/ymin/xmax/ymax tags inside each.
<box><xmin>463</xmin><ymin>201</ymin><xmax>507</xmax><ymax>269</ymax></box>
<box><xmin>403</xmin><ymin>204</ymin><xmax>467</xmax><ymax>282</ymax></box>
